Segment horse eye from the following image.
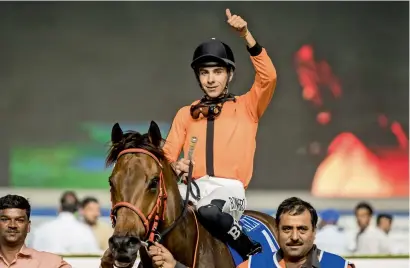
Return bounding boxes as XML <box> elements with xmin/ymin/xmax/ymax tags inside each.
<box><xmin>148</xmin><ymin>177</ymin><xmax>159</xmax><ymax>191</ymax></box>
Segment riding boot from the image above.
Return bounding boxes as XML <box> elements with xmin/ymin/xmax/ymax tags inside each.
<box><xmin>197</xmin><ymin>204</ymin><xmax>262</xmax><ymax>261</ymax></box>
<box><xmin>224</xmin><ymin>220</ymin><xmax>262</xmax><ymax>261</ymax></box>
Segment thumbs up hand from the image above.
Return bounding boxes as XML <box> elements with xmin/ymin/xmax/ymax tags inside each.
<box><xmin>225</xmin><ymin>9</ymin><xmax>248</xmax><ymax>37</ymax></box>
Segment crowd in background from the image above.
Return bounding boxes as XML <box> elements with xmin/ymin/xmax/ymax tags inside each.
<box><xmin>27</xmin><ymin>191</ymin><xmax>112</xmax><ymax>255</ymax></box>
<box><xmin>19</xmin><ymin>191</ymin><xmax>406</xmax><ymax>256</ymax></box>
<box><xmin>315</xmin><ymin>202</ymin><xmax>406</xmax><ymax>256</ymax></box>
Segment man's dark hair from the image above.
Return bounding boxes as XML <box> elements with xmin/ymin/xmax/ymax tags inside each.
<box><xmin>60</xmin><ymin>191</ymin><xmax>79</xmax><ymax>213</ymax></box>
<box><xmin>376</xmin><ymin>213</ymin><xmax>393</xmax><ymax>225</ymax></box>
<box><xmin>0</xmin><ymin>195</ymin><xmax>31</xmax><ymax>220</ymax></box>
<box><xmin>275</xmin><ymin>197</ymin><xmax>318</xmax><ymax>229</ymax></box>
<box><xmin>354</xmin><ymin>202</ymin><xmax>373</xmax><ymax>215</ymax></box>
<box><xmin>81</xmin><ymin>196</ymin><xmax>99</xmax><ymax>209</ymax></box>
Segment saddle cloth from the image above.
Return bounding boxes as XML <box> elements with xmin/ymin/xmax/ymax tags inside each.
<box><xmin>228</xmin><ymin>215</ymin><xmax>279</xmax><ymax>268</ymax></box>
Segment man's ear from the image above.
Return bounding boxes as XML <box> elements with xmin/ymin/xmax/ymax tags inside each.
<box><xmin>229</xmin><ymin>71</ymin><xmax>234</xmax><ymax>82</ymax></box>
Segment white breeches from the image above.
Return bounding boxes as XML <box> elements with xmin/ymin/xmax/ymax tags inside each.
<box><xmin>178</xmin><ymin>175</ymin><xmax>247</xmax><ymax>221</ymax></box>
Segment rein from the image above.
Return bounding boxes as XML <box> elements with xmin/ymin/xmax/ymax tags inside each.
<box><xmin>110</xmin><ymin>148</ymin><xmax>195</xmax><ymax>246</ymax></box>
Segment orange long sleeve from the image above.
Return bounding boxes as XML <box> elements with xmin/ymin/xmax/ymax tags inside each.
<box><xmin>163</xmin><ymin>47</ymin><xmax>276</xmax><ymax>188</ymax></box>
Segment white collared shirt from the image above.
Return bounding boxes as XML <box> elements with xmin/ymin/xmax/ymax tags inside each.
<box><xmin>354</xmin><ymin>225</ymin><xmax>391</xmax><ymax>255</ymax></box>
<box><xmin>31</xmin><ymin>212</ymin><xmax>102</xmax><ymax>255</ymax></box>
<box><xmin>315</xmin><ymin>225</ymin><xmax>349</xmax><ymax>256</ymax></box>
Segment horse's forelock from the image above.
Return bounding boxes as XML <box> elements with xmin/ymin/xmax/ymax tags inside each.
<box><xmin>106</xmin><ymin>131</ymin><xmax>166</xmax><ymax>168</ymax></box>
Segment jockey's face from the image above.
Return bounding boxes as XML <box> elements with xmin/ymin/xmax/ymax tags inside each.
<box><xmin>198</xmin><ymin>66</ymin><xmax>233</xmax><ymax>98</ymax></box>
<box><xmin>277</xmin><ymin>210</ymin><xmax>315</xmax><ymax>261</ymax></box>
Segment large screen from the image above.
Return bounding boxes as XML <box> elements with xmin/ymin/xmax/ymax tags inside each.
<box><xmin>2</xmin><ymin>2</ymin><xmax>408</xmax><ymax>197</ymax></box>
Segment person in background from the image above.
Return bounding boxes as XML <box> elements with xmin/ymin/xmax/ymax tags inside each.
<box><xmin>31</xmin><ymin>191</ymin><xmax>102</xmax><ymax>255</ymax></box>
<box><xmin>314</xmin><ymin>209</ymin><xmax>349</xmax><ymax>255</ymax></box>
<box><xmin>0</xmin><ymin>194</ymin><xmax>72</xmax><ymax>268</ymax></box>
<box><xmin>376</xmin><ymin>213</ymin><xmax>393</xmax><ymax>234</ymax></box>
<box><xmin>79</xmin><ymin>196</ymin><xmax>112</xmax><ymax>251</ymax></box>
<box><xmin>353</xmin><ymin>202</ymin><xmax>390</xmax><ymax>255</ymax></box>
<box><xmin>376</xmin><ymin>213</ymin><xmax>406</xmax><ymax>254</ymax></box>
<box><xmin>147</xmin><ymin>197</ymin><xmax>355</xmax><ymax>268</ymax></box>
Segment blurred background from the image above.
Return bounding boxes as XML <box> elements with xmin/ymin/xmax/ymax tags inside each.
<box><xmin>1</xmin><ymin>0</ymin><xmax>408</xmax><ymax>263</ymax></box>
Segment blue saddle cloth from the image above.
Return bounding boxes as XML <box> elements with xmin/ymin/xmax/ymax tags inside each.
<box><xmin>228</xmin><ymin>215</ymin><xmax>279</xmax><ymax>267</ymax></box>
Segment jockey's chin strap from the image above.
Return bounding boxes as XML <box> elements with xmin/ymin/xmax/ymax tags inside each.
<box><xmin>110</xmin><ymin>148</ymin><xmax>197</xmax><ymax>247</ymax></box>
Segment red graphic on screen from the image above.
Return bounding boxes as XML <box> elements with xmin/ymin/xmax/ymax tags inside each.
<box><xmin>294</xmin><ymin>44</ymin><xmax>409</xmax><ymax>198</ymax></box>
<box><xmin>311</xmin><ymin>131</ymin><xmax>408</xmax><ymax>197</ymax></box>
<box><xmin>295</xmin><ymin>44</ymin><xmax>342</xmax><ymax>125</ymax></box>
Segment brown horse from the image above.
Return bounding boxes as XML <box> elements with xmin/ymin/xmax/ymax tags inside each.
<box><xmin>100</xmin><ymin>121</ymin><xmax>278</xmax><ymax>268</ymax></box>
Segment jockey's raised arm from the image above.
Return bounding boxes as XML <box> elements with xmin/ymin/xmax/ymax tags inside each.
<box><xmin>242</xmin><ymin>36</ymin><xmax>277</xmax><ymax>122</ymax></box>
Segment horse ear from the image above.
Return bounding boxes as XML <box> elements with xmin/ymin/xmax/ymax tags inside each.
<box><xmin>111</xmin><ymin>123</ymin><xmax>123</xmax><ymax>144</ymax></box>
<box><xmin>148</xmin><ymin>121</ymin><xmax>162</xmax><ymax>147</ymax></box>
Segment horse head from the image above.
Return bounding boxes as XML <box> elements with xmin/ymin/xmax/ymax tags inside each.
<box><xmin>105</xmin><ymin>121</ymin><xmax>181</xmax><ymax>268</ymax></box>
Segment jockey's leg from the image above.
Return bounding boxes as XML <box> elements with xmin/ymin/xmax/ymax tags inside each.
<box><xmin>196</xmin><ymin>186</ymin><xmax>262</xmax><ymax>261</ymax></box>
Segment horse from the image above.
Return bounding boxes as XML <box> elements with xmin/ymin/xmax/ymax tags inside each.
<box><xmin>100</xmin><ymin>121</ymin><xmax>279</xmax><ymax>268</ymax></box>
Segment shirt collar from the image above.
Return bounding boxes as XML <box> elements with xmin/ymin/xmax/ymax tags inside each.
<box><xmin>18</xmin><ymin>244</ymin><xmax>34</xmax><ymax>257</ymax></box>
<box><xmin>58</xmin><ymin>211</ymin><xmax>77</xmax><ymax>220</ymax></box>
<box><xmin>0</xmin><ymin>244</ymin><xmax>33</xmax><ymax>259</ymax></box>
<box><xmin>275</xmin><ymin>244</ymin><xmax>321</xmax><ymax>268</ymax></box>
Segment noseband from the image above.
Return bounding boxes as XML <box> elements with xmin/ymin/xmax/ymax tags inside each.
<box><xmin>110</xmin><ymin>148</ymin><xmax>168</xmax><ymax>243</ymax></box>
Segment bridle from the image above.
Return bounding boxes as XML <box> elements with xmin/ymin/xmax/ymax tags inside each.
<box><xmin>110</xmin><ymin>148</ymin><xmax>168</xmax><ymax>243</ymax></box>
<box><xmin>110</xmin><ymin>147</ymin><xmax>193</xmax><ymax>245</ymax></box>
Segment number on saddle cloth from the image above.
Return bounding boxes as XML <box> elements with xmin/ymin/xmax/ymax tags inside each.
<box><xmin>228</xmin><ymin>215</ymin><xmax>279</xmax><ymax>268</ymax></box>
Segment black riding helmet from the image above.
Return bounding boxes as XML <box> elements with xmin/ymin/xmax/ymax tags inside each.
<box><xmin>191</xmin><ymin>38</ymin><xmax>236</xmax><ymax>71</ymax></box>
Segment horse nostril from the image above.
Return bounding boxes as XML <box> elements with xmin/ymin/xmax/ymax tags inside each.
<box><xmin>127</xmin><ymin>236</ymin><xmax>140</xmax><ymax>247</ymax></box>
<box><xmin>109</xmin><ymin>235</ymin><xmax>140</xmax><ymax>249</ymax></box>
<box><xmin>109</xmin><ymin>235</ymin><xmax>119</xmax><ymax>247</ymax></box>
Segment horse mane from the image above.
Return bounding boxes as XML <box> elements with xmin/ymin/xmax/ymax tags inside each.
<box><xmin>105</xmin><ymin>131</ymin><xmax>165</xmax><ymax>167</ymax></box>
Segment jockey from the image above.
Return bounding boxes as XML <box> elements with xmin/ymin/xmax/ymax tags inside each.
<box><xmin>163</xmin><ymin>9</ymin><xmax>277</xmax><ymax>261</ymax></box>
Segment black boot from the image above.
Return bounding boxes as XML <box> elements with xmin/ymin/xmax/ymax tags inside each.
<box><xmin>197</xmin><ymin>204</ymin><xmax>262</xmax><ymax>261</ymax></box>
<box><xmin>225</xmin><ymin>220</ymin><xmax>262</xmax><ymax>260</ymax></box>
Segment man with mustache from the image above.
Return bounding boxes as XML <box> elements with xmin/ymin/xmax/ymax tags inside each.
<box><xmin>0</xmin><ymin>194</ymin><xmax>72</xmax><ymax>268</ymax></box>
<box><xmin>273</xmin><ymin>197</ymin><xmax>355</xmax><ymax>268</ymax></box>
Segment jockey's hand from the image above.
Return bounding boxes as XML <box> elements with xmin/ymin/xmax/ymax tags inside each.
<box><xmin>174</xmin><ymin>158</ymin><xmax>193</xmax><ymax>176</ymax></box>
<box><xmin>226</xmin><ymin>9</ymin><xmax>248</xmax><ymax>37</ymax></box>
<box><xmin>148</xmin><ymin>242</ymin><xmax>177</xmax><ymax>268</ymax></box>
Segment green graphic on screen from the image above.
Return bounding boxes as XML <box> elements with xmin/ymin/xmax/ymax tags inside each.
<box><xmin>10</xmin><ymin>122</ymin><xmax>171</xmax><ymax>189</ymax></box>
